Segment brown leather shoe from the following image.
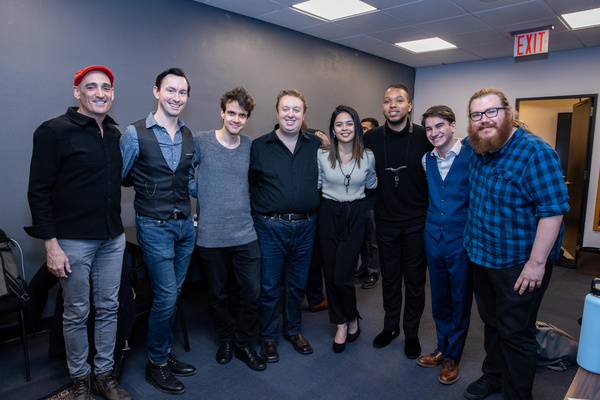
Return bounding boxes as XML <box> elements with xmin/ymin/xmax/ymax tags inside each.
<box><xmin>285</xmin><ymin>333</ymin><xmax>314</xmax><ymax>355</ymax></box>
<box><xmin>309</xmin><ymin>297</ymin><xmax>328</xmax><ymax>312</ymax></box>
<box><xmin>260</xmin><ymin>341</ymin><xmax>279</xmax><ymax>363</ymax></box>
<box><xmin>439</xmin><ymin>359</ymin><xmax>459</xmax><ymax>385</ymax></box>
<box><xmin>416</xmin><ymin>348</ymin><xmax>444</xmax><ymax>367</ymax></box>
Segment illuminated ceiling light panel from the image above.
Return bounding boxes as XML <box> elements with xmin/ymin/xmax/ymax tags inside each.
<box><xmin>561</xmin><ymin>7</ymin><xmax>600</xmax><ymax>30</ymax></box>
<box><xmin>291</xmin><ymin>0</ymin><xmax>377</xmax><ymax>21</ymax></box>
<box><xmin>394</xmin><ymin>37</ymin><xmax>457</xmax><ymax>53</ymax></box>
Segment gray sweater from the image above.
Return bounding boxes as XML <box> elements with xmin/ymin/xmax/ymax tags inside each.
<box><xmin>193</xmin><ymin>131</ymin><xmax>257</xmax><ymax>248</ymax></box>
<box><xmin>317</xmin><ymin>149</ymin><xmax>377</xmax><ymax>202</ymax></box>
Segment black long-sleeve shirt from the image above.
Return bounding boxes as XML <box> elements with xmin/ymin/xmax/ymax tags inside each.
<box><xmin>25</xmin><ymin>107</ymin><xmax>124</xmax><ymax>240</ymax></box>
<box><xmin>364</xmin><ymin>122</ymin><xmax>433</xmax><ymax>228</ymax></box>
<box><xmin>249</xmin><ymin>127</ymin><xmax>321</xmax><ymax>215</ymax></box>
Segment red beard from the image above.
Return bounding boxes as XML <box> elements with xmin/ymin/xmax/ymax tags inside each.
<box><xmin>468</xmin><ymin>114</ymin><xmax>513</xmax><ymax>155</ymax></box>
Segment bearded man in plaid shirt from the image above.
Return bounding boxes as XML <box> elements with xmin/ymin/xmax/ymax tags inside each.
<box><xmin>462</xmin><ymin>88</ymin><xmax>569</xmax><ymax>400</ymax></box>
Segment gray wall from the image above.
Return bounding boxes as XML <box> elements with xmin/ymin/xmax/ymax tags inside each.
<box><xmin>0</xmin><ymin>0</ymin><xmax>414</xmax><ymax>279</ymax></box>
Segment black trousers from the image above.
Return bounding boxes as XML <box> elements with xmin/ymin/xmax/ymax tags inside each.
<box><xmin>198</xmin><ymin>241</ymin><xmax>261</xmax><ymax>345</ymax></box>
<box><xmin>318</xmin><ymin>199</ymin><xmax>365</xmax><ymax>325</ymax></box>
<box><xmin>376</xmin><ymin>222</ymin><xmax>427</xmax><ymax>338</ymax></box>
<box><xmin>473</xmin><ymin>261</ymin><xmax>553</xmax><ymax>400</ymax></box>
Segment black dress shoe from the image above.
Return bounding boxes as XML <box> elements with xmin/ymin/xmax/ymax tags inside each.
<box><xmin>145</xmin><ymin>361</ymin><xmax>185</xmax><ymax>395</ymax></box>
<box><xmin>260</xmin><ymin>341</ymin><xmax>279</xmax><ymax>363</ymax></box>
<box><xmin>235</xmin><ymin>344</ymin><xmax>267</xmax><ymax>371</ymax></box>
<box><xmin>464</xmin><ymin>374</ymin><xmax>501</xmax><ymax>399</ymax></box>
<box><xmin>405</xmin><ymin>336</ymin><xmax>421</xmax><ymax>359</ymax></box>
<box><xmin>373</xmin><ymin>329</ymin><xmax>399</xmax><ymax>348</ymax></box>
<box><xmin>347</xmin><ymin>318</ymin><xmax>361</xmax><ymax>343</ymax></box>
<box><xmin>216</xmin><ymin>341</ymin><xmax>234</xmax><ymax>364</ymax></box>
<box><xmin>285</xmin><ymin>333</ymin><xmax>314</xmax><ymax>355</ymax></box>
<box><xmin>167</xmin><ymin>353</ymin><xmax>196</xmax><ymax>376</ymax></box>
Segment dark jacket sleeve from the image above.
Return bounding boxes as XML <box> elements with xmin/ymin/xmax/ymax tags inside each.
<box><xmin>25</xmin><ymin>124</ymin><xmax>61</xmax><ymax>239</ymax></box>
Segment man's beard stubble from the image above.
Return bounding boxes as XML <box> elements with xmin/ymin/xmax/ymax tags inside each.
<box><xmin>468</xmin><ymin>114</ymin><xmax>513</xmax><ymax>155</ymax></box>
<box><xmin>385</xmin><ymin>113</ymin><xmax>408</xmax><ymax>131</ymax></box>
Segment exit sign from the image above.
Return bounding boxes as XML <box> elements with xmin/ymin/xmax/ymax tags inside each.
<box><xmin>514</xmin><ymin>29</ymin><xmax>549</xmax><ymax>57</ymax></box>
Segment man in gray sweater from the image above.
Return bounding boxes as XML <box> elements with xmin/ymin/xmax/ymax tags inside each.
<box><xmin>192</xmin><ymin>87</ymin><xmax>266</xmax><ymax>371</ymax></box>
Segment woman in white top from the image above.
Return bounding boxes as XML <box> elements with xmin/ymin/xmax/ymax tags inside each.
<box><xmin>317</xmin><ymin>105</ymin><xmax>377</xmax><ymax>353</ymax></box>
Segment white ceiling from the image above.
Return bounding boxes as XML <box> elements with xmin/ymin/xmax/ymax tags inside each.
<box><xmin>195</xmin><ymin>0</ymin><xmax>600</xmax><ymax>67</ymax></box>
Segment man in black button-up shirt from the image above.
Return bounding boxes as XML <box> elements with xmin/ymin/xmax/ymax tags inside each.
<box><xmin>249</xmin><ymin>89</ymin><xmax>323</xmax><ymax>362</ymax></box>
<box><xmin>25</xmin><ymin>65</ymin><xmax>131</xmax><ymax>400</ymax></box>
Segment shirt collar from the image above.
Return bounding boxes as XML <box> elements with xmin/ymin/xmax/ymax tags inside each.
<box><xmin>66</xmin><ymin>106</ymin><xmax>117</xmax><ymax>127</ymax></box>
<box><xmin>487</xmin><ymin>127</ymin><xmax>524</xmax><ymax>159</ymax></box>
<box><xmin>429</xmin><ymin>137</ymin><xmax>462</xmax><ymax>159</ymax></box>
<box><xmin>266</xmin><ymin>124</ymin><xmax>310</xmax><ymax>143</ymax></box>
<box><xmin>145</xmin><ymin>111</ymin><xmax>185</xmax><ymax>130</ymax></box>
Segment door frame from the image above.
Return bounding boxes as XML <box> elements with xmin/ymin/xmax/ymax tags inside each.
<box><xmin>515</xmin><ymin>94</ymin><xmax>597</xmax><ymax>254</ymax></box>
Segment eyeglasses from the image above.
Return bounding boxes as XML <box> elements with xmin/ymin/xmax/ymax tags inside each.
<box><xmin>469</xmin><ymin>107</ymin><xmax>507</xmax><ymax>121</ymax></box>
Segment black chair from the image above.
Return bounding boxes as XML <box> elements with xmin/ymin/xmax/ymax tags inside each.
<box><xmin>0</xmin><ymin>230</ymin><xmax>31</xmax><ymax>381</ymax></box>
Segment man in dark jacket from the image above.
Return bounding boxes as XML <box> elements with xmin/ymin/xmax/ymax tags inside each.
<box><xmin>26</xmin><ymin>65</ymin><xmax>131</xmax><ymax>400</ymax></box>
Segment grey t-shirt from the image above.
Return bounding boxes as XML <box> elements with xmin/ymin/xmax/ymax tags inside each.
<box><xmin>193</xmin><ymin>130</ymin><xmax>257</xmax><ymax>248</ymax></box>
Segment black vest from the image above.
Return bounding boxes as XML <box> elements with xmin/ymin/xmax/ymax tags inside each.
<box><xmin>129</xmin><ymin>119</ymin><xmax>194</xmax><ymax>220</ymax></box>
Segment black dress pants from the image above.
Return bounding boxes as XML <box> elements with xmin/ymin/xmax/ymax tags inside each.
<box><xmin>318</xmin><ymin>199</ymin><xmax>365</xmax><ymax>325</ymax></box>
<box><xmin>376</xmin><ymin>222</ymin><xmax>427</xmax><ymax>338</ymax></box>
<box><xmin>198</xmin><ymin>241</ymin><xmax>261</xmax><ymax>345</ymax></box>
<box><xmin>473</xmin><ymin>261</ymin><xmax>553</xmax><ymax>400</ymax></box>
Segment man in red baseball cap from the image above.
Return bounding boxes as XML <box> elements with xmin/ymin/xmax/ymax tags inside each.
<box><xmin>25</xmin><ymin>65</ymin><xmax>131</xmax><ymax>400</ymax></box>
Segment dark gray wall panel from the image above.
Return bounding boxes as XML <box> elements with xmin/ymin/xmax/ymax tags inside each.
<box><xmin>0</xmin><ymin>0</ymin><xmax>413</xmax><ymax>277</ymax></box>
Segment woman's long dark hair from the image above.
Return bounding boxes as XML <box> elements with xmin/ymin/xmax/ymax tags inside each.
<box><xmin>327</xmin><ymin>105</ymin><xmax>365</xmax><ymax>169</ymax></box>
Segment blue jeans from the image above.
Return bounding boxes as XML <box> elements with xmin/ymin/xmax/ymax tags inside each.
<box><xmin>58</xmin><ymin>233</ymin><xmax>126</xmax><ymax>378</ymax></box>
<box><xmin>136</xmin><ymin>214</ymin><xmax>195</xmax><ymax>364</ymax></box>
<box><xmin>253</xmin><ymin>213</ymin><xmax>316</xmax><ymax>342</ymax></box>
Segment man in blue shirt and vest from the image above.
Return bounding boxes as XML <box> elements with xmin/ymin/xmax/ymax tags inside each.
<box><xmin>120</xmin><ymin>68</ymin><xmax>197</xmax><ymax>395</ymax></box>
<box><xmin>462</xmin><ymin>88</ymin><xmax>569</xmax><ymax>400</ymax></box>
<box><xmin>417</xmin><ymin>105</ymin><xmax>472</xmax><ymax>386</ymax></box>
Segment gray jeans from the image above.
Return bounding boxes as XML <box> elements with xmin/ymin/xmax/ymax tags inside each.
<box><xmin>58</xmin><ymin>233</ymin><xmax>125</xmax><ymax>378</ymax></box>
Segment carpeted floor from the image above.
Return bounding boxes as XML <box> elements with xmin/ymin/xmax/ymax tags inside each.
<box><xmin>0</xmin><ymin>264</ymin><xmax>592</xmax><ymax>400</ymax></box>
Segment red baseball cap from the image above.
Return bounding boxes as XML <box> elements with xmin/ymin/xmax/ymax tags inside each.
<box><xmin>73</xmin><ymin>65</ymin><xmax>114</xmax><ymax>86</ymax></box>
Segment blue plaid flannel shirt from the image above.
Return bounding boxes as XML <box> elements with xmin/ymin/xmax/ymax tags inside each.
<box><xmin>463</xmin><ymin>128</ymin><xmax>570</xmax><ymax>269</ymax></box>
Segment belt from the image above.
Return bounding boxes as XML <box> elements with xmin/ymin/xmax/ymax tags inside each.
<box><xmin>137</xmin><ymin>211</ymin><xmax>186</xmax><ymax>221</ymax></box>
<box><xmin>269</xmin><ymin>213</ymin><xmax>310</xmax><ymax>221</ymax></box>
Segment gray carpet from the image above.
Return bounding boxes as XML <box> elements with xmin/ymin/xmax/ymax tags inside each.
<box><xmin>0</xmin><ymin>264</ymin><xmax>592</xmax><ymax>399</ymax></box>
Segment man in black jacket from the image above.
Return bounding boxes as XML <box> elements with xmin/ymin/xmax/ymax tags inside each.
<box><xmin>26</xmin><ymin>65</ymin><xmax>131</xmax><ymax>400</ymax></box>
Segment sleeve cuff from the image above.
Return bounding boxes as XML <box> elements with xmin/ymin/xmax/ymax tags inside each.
<box><xmin>24</xmin><ymin>223</ymin><xmax>57</xmax><ymax>240</ymax></box>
